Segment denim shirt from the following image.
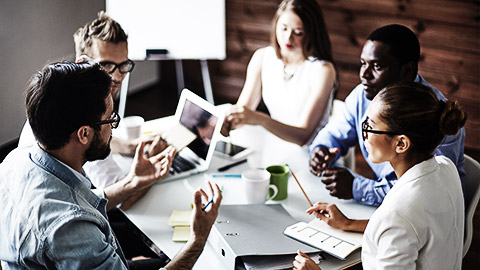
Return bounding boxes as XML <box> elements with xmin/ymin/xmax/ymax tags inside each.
<box><xmin>0</xmin><ymin>145</ymin><xmax>128</xmax><ymax>269</ymax></box>
<box><xmin>309</xmin><ymin>75</ymin><xmax>466</xmax><ymax>206</ymax></box>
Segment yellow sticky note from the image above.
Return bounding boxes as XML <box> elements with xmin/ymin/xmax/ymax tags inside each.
<box><xmin>168</xmin><ymin>210</ymin><xmax>192</xmax><ymax>227</ymax></box>
<box><xmin>172</xmin><ymin>226</ymin><xmax>191</xmax><ymax>242</ymax></box>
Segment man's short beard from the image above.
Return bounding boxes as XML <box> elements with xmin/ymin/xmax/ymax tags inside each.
<box><xmin>84</xmin><ymin>129</ymin><xmax>111</xmax><ymax>162</ymax></box>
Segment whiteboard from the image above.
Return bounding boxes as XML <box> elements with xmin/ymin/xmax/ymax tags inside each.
<box><xmin>106</xmin><ymin>0</ymin><xmax>226</xmax><ymax>60</ymax></box>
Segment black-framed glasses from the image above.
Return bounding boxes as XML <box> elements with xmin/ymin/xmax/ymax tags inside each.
<box><xmin>361</xmin><ymin>116</ymin><xmax>399</xmax><ymax>141</ymax></box>
<box><xmin>91</xmin><ymin>111</ymin><xmax>121</xmax><ymax>129</ymax></box>
<box><xmin>99</xmin><ymin>60</ymin><xmax>135</xmax><ymax>74</ymax></box>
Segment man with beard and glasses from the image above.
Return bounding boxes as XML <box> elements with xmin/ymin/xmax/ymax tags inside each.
<box><xmin>84</xmin><ymin>114</ymin><xmax>115</xmax><ymax>161</ymax></box>
<box><xmin>308</xmin><ymin>24</ymin><xmax>465</xmax><ymax>206</ymax></box>
<box><xmin>0</xmin><ymin>62</ymin><xmax>222</xmax><ymax>269</ymax></box>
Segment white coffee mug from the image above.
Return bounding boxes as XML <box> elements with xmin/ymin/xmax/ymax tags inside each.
<box><xmin>242</xmin><ymin>169</ymin><xmax>278</xmax><ymax>204</ymax></box>
<box><xmin>122</xmin><ymin>116</ymin><xmax>144</xmax><ymax>140</ymax></box>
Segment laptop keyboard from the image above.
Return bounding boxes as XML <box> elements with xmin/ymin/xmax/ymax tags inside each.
<box><xmin>170</xmin><ymin>155</ymin><xmax>196</xmax><ymax>174</ymax></box>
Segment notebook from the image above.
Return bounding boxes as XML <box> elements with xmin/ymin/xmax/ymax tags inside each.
<box><xmin>284</xmin><ymin>218</ymin><xmax>363</xmax><ymax>260</ymax></box>
<box><xmin>162</xmin><ymin>88</ymin><xmax>224</xmax><ymax>182</ymax></box>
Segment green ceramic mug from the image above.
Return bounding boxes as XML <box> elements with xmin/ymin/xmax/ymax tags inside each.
<box><xmin>266</xmin><ymin>165</ymin><xmax>290</xmax><ymax>200</ymax></box>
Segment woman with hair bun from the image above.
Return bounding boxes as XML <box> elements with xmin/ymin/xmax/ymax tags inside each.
<box><xmin>293</xmin><ymin>81</ymin><xmax>466</xmax><ymax>269</ymax></box>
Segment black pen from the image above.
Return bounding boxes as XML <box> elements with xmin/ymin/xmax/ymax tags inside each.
<box><xmin>217</xmin><ymin>159</ymin><xmax>247</xmax><ymax>172</ymax></box>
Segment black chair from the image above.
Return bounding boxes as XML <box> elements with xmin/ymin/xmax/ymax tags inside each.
<box><xmin>0</xmin><ymin>138</ymin><xmax>19</xmax><ymax>163</ymax></box>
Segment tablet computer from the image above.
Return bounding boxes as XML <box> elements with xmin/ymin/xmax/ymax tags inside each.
<box><xmin>214</xmin><ymin>140</ymin><xmax>253</xmax><ymax>160</ymax></box>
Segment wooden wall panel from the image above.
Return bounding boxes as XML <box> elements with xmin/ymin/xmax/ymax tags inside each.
<box><xmin>323</xmin><ymin>8</ymin><xmax>480</xmax><ymax>53</ymax></box>
<box><xmin>185</xmin><ymin>0</ymin><xmax>480</xmax><ymax>150</ymax></box>
<box><xmin>320</xmin><ymin>0</ymin><xmax>480</xmax><ymax>27</ymax></box>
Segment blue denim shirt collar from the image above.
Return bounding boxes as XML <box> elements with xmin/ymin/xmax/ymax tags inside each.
<box><xmin>29</xmin><ymin>144</ymin><xmax>108</xmax><ymax>218</ymax></box>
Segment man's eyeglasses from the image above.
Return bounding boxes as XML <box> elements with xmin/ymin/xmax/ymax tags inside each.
<box><xmin>361</xmin><ymin>116</ymin><xmax>399</xmax><ymax>141</ymax></box>
<box><xmin>91</xmin><ymin>111</ymin><xmax>121</xmax><ymax>129</ymax></box>
<box><xmin>99</xmin><ymin>60</ymin><xmax>135</xmax><ymax>74</ymax></box>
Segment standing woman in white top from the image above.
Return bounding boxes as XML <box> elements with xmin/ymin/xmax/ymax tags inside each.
<box><xmin>224</xmin><ymin>0</ymin><xmax>337</xmax><ymax>145</ymax></box>
<box><xmin>293</xmin><ymin>82</ymin><xmax>467</xmax><ymax>270</ymax></box>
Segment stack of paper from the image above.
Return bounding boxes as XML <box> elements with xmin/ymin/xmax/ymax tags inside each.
<box><xmin>168</xmin><ymin>209</ymin><xmax>192</xmax><ymax>242</ymax></box>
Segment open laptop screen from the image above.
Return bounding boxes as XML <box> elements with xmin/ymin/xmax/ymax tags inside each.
<box><xmin>179</xmin><ymin>99</ymin><xmax>218</xmax><ymax>160</ymax></box>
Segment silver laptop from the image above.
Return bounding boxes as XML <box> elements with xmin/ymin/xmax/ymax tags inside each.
<box><xmin>163</xmin><ymin>88</ymin><xmax>224</xmax><ymax>182</ymax></box>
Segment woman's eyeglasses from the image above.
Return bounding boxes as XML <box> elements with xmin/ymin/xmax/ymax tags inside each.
<box><xmin>99</xmin><ymin>60</ymin><xmax>135</xmax><ymax>74</ymax></box>
<box><xmin>91</xmin><ymin>111</ymin><xmax>121</xmax><ymax>129</ymax></box>
<box><xmin>361</xmin><ymin>116</ymin><xmax>399</xmax><ymax>140</ymax></box>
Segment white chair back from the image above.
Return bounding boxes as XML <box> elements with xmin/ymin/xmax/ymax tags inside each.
<box><xmin>463</xmin><ymin>154</ymin><xmax>480</xmax><ymax>257</ymax></box>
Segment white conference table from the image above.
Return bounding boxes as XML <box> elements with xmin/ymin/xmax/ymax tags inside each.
<box><xmin>122</xmin><ymin>116</ymin><xmax>377</xmax><ymax>269</ymax></box>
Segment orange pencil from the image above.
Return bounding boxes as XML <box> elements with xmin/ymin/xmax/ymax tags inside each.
<box><xmin>288</xmin><ymin>165</ymin><xmax>313</xmax><ymax>207</ymax></box>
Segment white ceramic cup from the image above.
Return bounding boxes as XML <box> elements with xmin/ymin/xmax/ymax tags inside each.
<box><xmin>122</xmin><ymin>116</ymin><xmax>145</xmax><ymax>140</ymax></box>
<box><xmin>242</xmin><ymin>169</ymin><xmax>278</xmax><ymax>204</ymax></box>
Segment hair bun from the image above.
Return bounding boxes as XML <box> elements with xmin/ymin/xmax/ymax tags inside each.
<box><xmin>438</xmin><ymin>100</ymin><xmax>467</xmax><ymax>136</ymax></box>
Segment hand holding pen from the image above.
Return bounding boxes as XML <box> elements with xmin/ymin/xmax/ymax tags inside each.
<box><xmin>288</xmin><ymin>165</ymin><xmax>329</xmax><ymax>218</ymax></box>
<box><xmin>305</xmin><ymin>203</ymin><xmax>351</xmax><ymax>230</ymax></box>
<box><xmin>190</xmin><ymin>181</ymin><xmax>223</xmax><ymax>242</ymax></box>
<box><xmin>288</xmin><ymin>165</ymin><xmax>361</xmax><ymax>231</ymax></box>
<box><xmin>202</xmin><ymin>197</ymin><xmax>214</xmax><ymax>211</ymax></box>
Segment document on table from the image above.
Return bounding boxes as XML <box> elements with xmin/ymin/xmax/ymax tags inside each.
<box><xmin>284</xmin><ymin>219</ymin><xmax>363</xmax><ymax>260</ymax></box>
<box><xmin>161</xmin><ymin>123</ymin><xmax>197</xmax><ymax>151</ymax></box>
<box><xmin>143</xmin><ymin>123</ymin><xmax>196</xmax><ymax>151</ymax></box>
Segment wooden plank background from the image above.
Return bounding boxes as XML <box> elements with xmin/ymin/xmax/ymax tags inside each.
<box><xmin>195</xmin><ymin>0</ymin><xmax>480</xmax><ymax>150</ymax></box>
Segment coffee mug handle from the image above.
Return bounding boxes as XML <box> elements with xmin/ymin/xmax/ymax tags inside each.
<box><xmin>266</xmin><ymin>184</ymin><xmax>278</xmax><ymax>202</ymax></box>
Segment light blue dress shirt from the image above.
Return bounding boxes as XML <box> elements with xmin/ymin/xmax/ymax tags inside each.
<box><xmin>309</xmin><ymin>75</ymin><xmax>465</xmax><ymax>206</ymax></box>
<box><xmin>0</xmin><ymin>145</ymin><xmax>128</xmax><ymax>269</ymax></box>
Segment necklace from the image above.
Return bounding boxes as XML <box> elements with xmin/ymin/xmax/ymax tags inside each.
<box><xmin>283</xmin><ymin>66</ymin><xmax>296</xmax><ymax>81</ymax></box>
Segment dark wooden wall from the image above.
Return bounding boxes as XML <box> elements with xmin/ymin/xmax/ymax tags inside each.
<box><xmin>195</xmin><ymin>0</ymin><xmax>480</xmax><ymax>151</ymax></box>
